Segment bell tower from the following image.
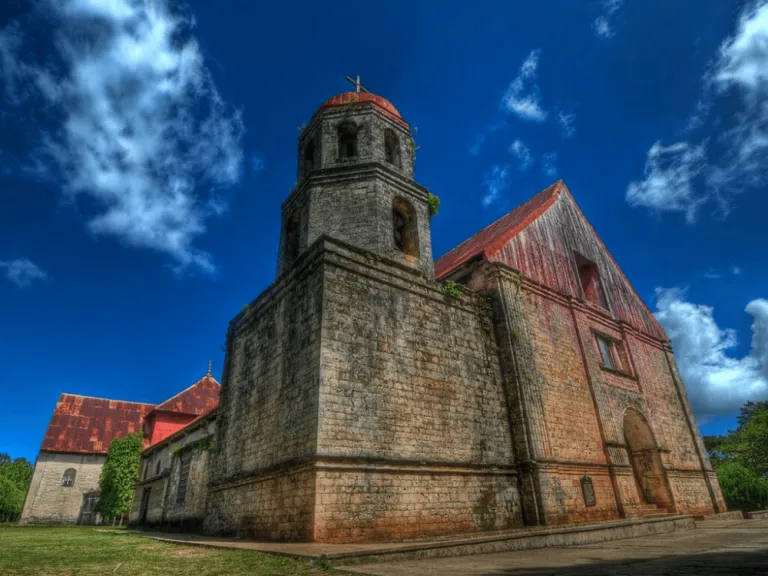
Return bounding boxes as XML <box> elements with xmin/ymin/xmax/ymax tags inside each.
<box><xmin>277</xmin><ymin>80</ymin><xmax>434</xmax><ymax>280</ymax></box>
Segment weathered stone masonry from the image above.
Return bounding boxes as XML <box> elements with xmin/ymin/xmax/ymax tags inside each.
<box><xmin>203</xmin><ymin>236</ymin><xmax>522</xmax><ymax>542</ymax></box>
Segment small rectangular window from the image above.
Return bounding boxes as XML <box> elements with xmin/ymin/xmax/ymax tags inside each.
<box><xmin>176</xmin><ymin>451</ymin><xmax>192</xmax><ymax>504</ymax></box>
<box><xmin>574</xmin><ymin>253</ymin><xmax>607</xmax><ymax>309</ymax></box>
<box><xmin>596</xmin><ymin>335</ymin><xmax>616</xmax><ymax>369</ymax></box>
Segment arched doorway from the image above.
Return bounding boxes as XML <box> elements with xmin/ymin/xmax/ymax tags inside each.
<box><xmin>623</xmin><ymin>408</ymin><xmax>673</xmax><ymax>509</ymax></box>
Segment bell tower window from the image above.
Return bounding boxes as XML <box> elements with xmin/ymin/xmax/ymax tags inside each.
<box><xmin>384</xmin><ymin>129</ymin><xmax>401</xmax><ymax>167</ymax></box>
<box><xmin>284</xmin><ymin>209</ymin><xmax>301</xmax><ymax>265</ymax></box>
<box><xmin>392</xmin><ymin>197</ymin><xmax>419</xmax><ymax>257</ymax></box>
<box><xmin>304</xmin><ymin>137</ymin><xmax>316</xmax><ymax>171</ymax></box>
<box><xmin>338</xmin><ymin>121</ymin><xmax>358</xmax><ymax>159</ymax></box>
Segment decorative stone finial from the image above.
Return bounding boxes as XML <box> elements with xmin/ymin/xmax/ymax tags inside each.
<box><xmin>206</xmin><ymin>360</ymin><xmax>212</xmax><ymax>376</ymax></box>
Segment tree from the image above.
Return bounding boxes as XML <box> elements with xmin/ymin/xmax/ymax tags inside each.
<box><xmin>716</xmin><ymin>462</ymin><xmax>768</xmax><ymax>512</ymax></box>
<box><xmin>704</xmin><ymin>401</ymin><xmax>768</xmax><ymax>477</ymax></box>
<box><xmin>96</xmin><ymin>434</ymin><xmax>142</xmax><ymax>524</ymax></box>
<box><xmin>0</xmin><ymin>453</ymin><xmax>34</xmax><ymax>522</ymax></box>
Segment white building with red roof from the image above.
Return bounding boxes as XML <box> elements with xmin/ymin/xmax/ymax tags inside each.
<box><xmin>21</xmin><ymin>370</ymin><xmax>219</xmax><ymax>525</ymax></box>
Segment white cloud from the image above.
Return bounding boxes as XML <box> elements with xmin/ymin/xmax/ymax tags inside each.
<box><xmin>625</xmin><ymin>141</ymin><xmax>707</xmax><ymax>223</ymax></box>
<box><xmin>629</xmin><ymin>2</ymin><xmax>768</xmax><ymax>220</ymax></box>
<box><xmin>0</xmin><ymin>258</ymin><xmax>47</xmax><ymax>288</ymax></box>
<box><xmin>593</xmin><ymin>0</ymin><xmax>623</xmax><ymax>39</ymax></box>
<box><xmin>732</xmin><ymin>265</ymin><xmax>743</xmax><ymax>275</ymax></box>
<box><xmin>0</xmin><ymin>0</ymin><xmax>244</xmax><ymax>273</ymax></box>
<box><xmin>502</xmin><ymin>50</ymin><xmax>547</xmax><ymax>122</ymax></box>
<box><xmin>541</xmin><ymin>152</ymin><xmax>558</xmax><ymax>178</ymax></box>
<box><xmin>557</xmin><ymin>110</ymin><xmax>576</xmax><ymax>139</ymax></box>
<box><xmin>509</xmin><ymin>139</ymin><xmax>532</xmax><ymax>171</ymax></box>
<box><xmin>703</xmin><ymin>269</ymin><xmax>722</xmax><ymax>280</ymax></box>
<box><xmin>482</xmin><ymin>164</ymin><xmax>510</xmax><ymax>207</ymax></box>
<box><xmin>469</xmin><ymin>120</ymin><xmax>507</xmax><ymax>156</ymax></box>
<box><xmin>708</xmin><ymin>0</ymin><xmax>768</xmax><ymax>192</ymax></box>
<box><xmin>655</xmin><ymin>288</ymin><xmax>768</xmax><ymax>419</ymax></box>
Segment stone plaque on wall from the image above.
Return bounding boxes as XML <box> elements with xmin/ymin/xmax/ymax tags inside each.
<box><xmin>581</xmin><ymin>475</ymin><xmax>596</xmax><ymax>507</ymax></box>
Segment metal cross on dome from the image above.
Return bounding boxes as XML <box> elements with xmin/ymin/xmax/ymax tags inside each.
<box><xmin>345</xmin><ymin>75</ymin><xmax>369</xmax><ymax>94</ymax></box>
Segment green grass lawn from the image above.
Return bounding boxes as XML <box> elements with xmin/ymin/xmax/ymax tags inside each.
<box><xmin>0</xmin><ymin>524</ymin><xmax>356</xmax><ymax>576</ymax></box>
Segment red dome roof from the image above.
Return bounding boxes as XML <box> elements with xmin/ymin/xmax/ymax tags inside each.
<box><xmin>315</xmin><ymin>92</ymin><xmax>406</xmax><ymax>125</ymax></box>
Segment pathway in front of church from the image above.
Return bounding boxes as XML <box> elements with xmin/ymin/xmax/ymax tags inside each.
<box><xmin>342</xmin><ymin>519</ymin><xmax>768</xmax><ymax>575</ymax></box>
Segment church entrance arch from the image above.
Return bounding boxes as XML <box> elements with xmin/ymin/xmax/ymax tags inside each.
<box><xmin>623</xmin><ymin>408</ymin><xmax>673</xmax><ymax>509</ymax></box>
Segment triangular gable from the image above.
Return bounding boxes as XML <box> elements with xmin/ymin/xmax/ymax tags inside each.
<box><xmin>151</xmin><ymin>374</ymin><xmax>220</xmax><ymax>416</ymax></box>
<box><xmin>435</xmin><ymin>180</ymin><xmax>667</xmax><ymax>342</ymax></box>
<box><xmin>434</xmin><ymin>181</ymin><xmax>563</xmax><ymax>279</ymax></box>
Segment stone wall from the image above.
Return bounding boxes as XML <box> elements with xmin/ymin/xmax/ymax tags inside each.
<box><xmin>21</xmin><ymin>451</ymin><xmax>105</xmax><ymax>524</ymax></box>
<box><xmin>205</xmin><ymin>238</ymin><xmax>523</xmax><ymax>542</ymax></box>
<box><xmin>480</xmin><ymin>263</ymin><xmax>719</xmax><ymax>524</ymax></box>
<box><xmin>207</xmin><ymin>467</ymin><xmax>316</xmax><ymax>541</ymax></box>
<box><xmin>204</xmin><ymin>242</ymin><xmax>325</xmax><ymax>538</ymax></box>
<box><xmin>129</xmin><ymin>416</ymin><xmax>216</xmax><ymax>529</ymax></box>
<box><xmin>314</xmin><ymin>240</ymin><xmax>521</xmax><ymax>542</ymax></box>
<box><xmin>314</xmin><ymin>469</ymin><xmax>520</xmax><ymax>543</ymax></box>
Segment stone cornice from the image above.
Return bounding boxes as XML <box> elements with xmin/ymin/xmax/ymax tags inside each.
<box><xmin>283</xmin><ymin>162</ymin><xmax>430</xmax><ymax>212</ymax></box>
<box><xmin>209</xmin><ymin>454</ymin><xmax>518</xmax><ymax>493</ymax></box>
<box><xmin>232</xmin><ymin>235</ymin><xmax>492</xmax><ymax>337</ymax></box>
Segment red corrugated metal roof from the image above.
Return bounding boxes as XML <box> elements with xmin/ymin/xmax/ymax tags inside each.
<box><xmin>150</xmin><ymin>374</ymin><xmax>220</xmax><ymax>416</ymax></box>
<box><xmin>434</xmin><ymin>181</ymin><xmax>563</xmax><ymax>279</ymax></box>
<box><xmin>40</xmin><ymin>394</ymin><xmax>154</xmax><ymax>454</ymax></box>
<box><xmin>40</xmin><ymin>373</ymin><xmax>221</xmax><ymax>455</ymax></box>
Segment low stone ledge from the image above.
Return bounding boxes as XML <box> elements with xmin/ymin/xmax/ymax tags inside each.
<box><xmin>694</xmin><ymin>511</ymin><xmax>745</xmax><ymax>521</ymax></box>
<box><xmin>746</xmin><ymin>509</ymin><xmax>768</xmax><ymax>519</ymax></box>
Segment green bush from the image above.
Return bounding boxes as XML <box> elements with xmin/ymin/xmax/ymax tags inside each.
<box><xmin>716</xmin><ymin>462</ymin><xmax>768</xmax><ymax>512</ymax></box>
<box><xmin>97</xmin><ymin>433</ymin><xmax>143</xmax><ymax>522</ymax></box>
<box><xmin>0</xmin><ymin>476</ymin><xmax>25</xmax><ymax>522</ymax></box>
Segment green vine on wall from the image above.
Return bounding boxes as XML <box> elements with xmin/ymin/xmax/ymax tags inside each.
<box><xmin>410</xmin><ymin>126</ymin><xmax>420</xmax><ymax>166</ymax></box>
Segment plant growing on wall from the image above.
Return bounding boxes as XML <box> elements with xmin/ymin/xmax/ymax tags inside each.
<box><xmin>442</xmin><ymin>281</ymin><xmax>463</xmax><ymax>297</ymax></box>
<box><xmin>427</xmin><ymin>193</ymin><xmax>440</xmax><ymax>218</ymax></box>
<box><xmin>96</xmin><ymin>433</ymin><xmax>142</xmax><ymax>525</ymax></box>
<box><xmin>410</xmin><ymin>126</ymin><xmax>420</xmax><ymax>166</ymax></box>
<box><xmin>195</xmin><ymin>436</ymin><xmax>216</xmax><ymax>453</ymax></box>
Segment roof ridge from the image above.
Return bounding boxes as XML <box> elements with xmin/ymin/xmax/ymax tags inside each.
<box><xmin>59</xmin><ymin>393</ymin><xmax>155</xmax><ymax>406</ymax></box>
<box><xmin>152</xmin><ymin>374</ymin><xmax>220</xmax><ymax>413</ymax></box>
<box><xmin>435</xmin><ymin>180</ymin><xmax>563</xmax><ymax>279</ymax></box>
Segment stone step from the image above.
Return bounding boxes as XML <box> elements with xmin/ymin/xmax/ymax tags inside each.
<box><xmin>641</xmin><ymin>511</ymin><xmax>673</xmax><ymax>519</ymax></box>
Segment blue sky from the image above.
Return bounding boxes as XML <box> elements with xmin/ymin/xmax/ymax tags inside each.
<box><xmin>1</xmin><ymin>0</ymin><xmax>767</xmax><ymax>462</ymax></box>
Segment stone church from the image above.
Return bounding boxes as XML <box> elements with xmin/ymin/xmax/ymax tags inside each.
<box><xmin>26</xmin><ymin>88</ymin><xmax>726</xmax><ymax>542</ymax></box>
